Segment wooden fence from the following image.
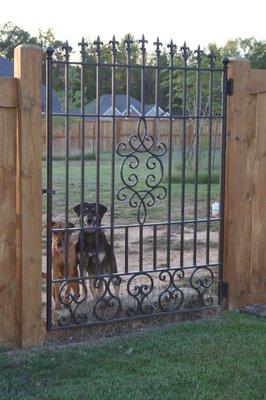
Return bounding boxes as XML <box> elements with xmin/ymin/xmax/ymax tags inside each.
<box><xmin>41</xmin><ymin>117</ymin><xmax>222</xmax><ymax>154</ymax></box>
<box><xmin>224</xmin><ymin>58</ymin><xmax>266</xmax><ymax>307</ymax></box>
<box><xmin>0</xmin><ymin>45</ymin><xmax>42</xmax><ymax>348</ymax></box>
<box><xmin>0</xmin><ymin>51</ymin><xmax>265</xmax><ymax>348</ymax></box>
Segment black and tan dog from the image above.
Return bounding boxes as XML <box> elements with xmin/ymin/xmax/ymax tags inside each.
<box><xmin>74</xmin><ymin>202</ymin><xmax>118</xmax><ymax>298</ymax></box>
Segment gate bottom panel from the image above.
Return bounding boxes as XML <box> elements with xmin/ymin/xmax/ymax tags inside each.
<box><xmin>48</xmin><ymin>265</ymin><xmax>219</xmax><ymax>330</ymax></box>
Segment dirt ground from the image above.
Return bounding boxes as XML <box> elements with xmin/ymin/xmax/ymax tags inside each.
<box><xmin>41</xmin><ymin>212</ymin><xmax>219</xmax><ymax>329</ymax></box>
<box><xmin>42</xmin><ymin>213</ymin><xmax>219</xmax><ymax>274</ymax></box>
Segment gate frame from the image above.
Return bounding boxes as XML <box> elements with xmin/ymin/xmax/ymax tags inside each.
<box><xmin>44</xmin><ymin>40</ymin><xmax>228</xmax><ymax>331</ymax></box>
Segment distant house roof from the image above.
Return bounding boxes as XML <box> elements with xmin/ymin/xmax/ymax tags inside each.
<box><xmin>84</xmin><ymin>94</ymin><xmax>165</xmax><ymax>117</ymax></box>
<box><xmin>0</xmin><ymin>56</ymin><xmax>61</xmax><ymax>113</ymax></box>
<box><xmin>0</xmin><ymin>56</ymin><xmax>13</xmax><ymax>76</ymax></box>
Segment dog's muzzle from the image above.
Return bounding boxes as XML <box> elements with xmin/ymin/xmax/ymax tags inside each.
<box><xmin>84</xmin><ymin>218</ymin><xmax>98</xmax><ymax>233</ymax></box>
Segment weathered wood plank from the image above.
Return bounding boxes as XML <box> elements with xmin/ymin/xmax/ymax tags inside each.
<box><xmin>0</xmin><ymin>108</ymin><xmax>17</xmax><ymax>346</ymax></box>
<box><xmin>250</xmin><ymin>69</ymin><xmax>266</xmax><ymax>94</ymax></box>
<box><xmin>0</xmin><ymin>78</ymin><xmax>17</xmax><ymax>108</ymax></box>
<box><xmin>223</xmin><ymin>58</ymin><xmax>256</xmax><ymax>308</ymax></box>
<box><xmin>241</xmin><ymin>293</ymin><xmax>266</xmax><ymax>304</ymax></box>
<box><xmin>250</xmin><ymin>91</ymin><xmax>266</xmax><ymax>294</ymax></box>
<box><xmin>14</xmin><ymin>45</ymin><xmax>42</xmax><ymax>348</ymax></box>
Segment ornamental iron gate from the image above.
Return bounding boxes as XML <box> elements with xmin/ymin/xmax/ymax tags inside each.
<box><xmin>45</xmin><ymin>35</ymin><xmax>228</xmax><ymax>330</ymax></box>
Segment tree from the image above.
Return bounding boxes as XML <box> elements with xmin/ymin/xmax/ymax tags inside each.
<box><xmin>0</xmin><ymin>21</ymin><xmax>38</xmax><ymax>60</ymax></box>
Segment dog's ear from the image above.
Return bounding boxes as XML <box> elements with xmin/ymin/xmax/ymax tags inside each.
<box><xmin>74</xmin><ymin>204</ymin><xmax>81</xmax><ymax>216</ymax></box>
<box><xmin>99</xmin><ymin>204</ymin><xmax>107</xmax><ymax>217</ymax></box>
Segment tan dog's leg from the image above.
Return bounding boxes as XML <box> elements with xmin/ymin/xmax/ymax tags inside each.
<box><xmin>52</xmin><ymin>275</ymin><xmax>62</xmax><ymax>309</ymax></box>
<box><xmin>89</xmin><ymin>279</ymin><xmax>104</xmax><ymax>299</ymax></box>
<box><xmin>89</xmin><ymin>279</ymin><xmax>98</xmax><ymax>299</ymax></box>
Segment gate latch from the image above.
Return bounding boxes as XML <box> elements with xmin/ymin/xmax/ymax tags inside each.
<box><xmin>42</xmin><ymin>188</ymin><xmax>55</xmax><ymax>195</ymax></box>
<box><xmin>227</xmin><ymin>79</ymin><xmax>233</xmax><ymax>95</ymax></box>
<box><xmin>218</xmin><ymin>281</ymin><xmax>228</xmax><ymax>300</ymax></box>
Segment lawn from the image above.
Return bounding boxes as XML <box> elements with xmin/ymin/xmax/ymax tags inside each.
<box><xmin>0</xmin><ymin>311</ymin><xmax>265</xmax><ymax>400</ymax></box>
<box><xmin>42</xmin><ymin>150</ymin><xmax>221</xmax><ymax>266</ymax></box>
<box><xmin>42</xmin><ymin>149</ymin><xmax>221</xmax><ymax>225</ymax></box>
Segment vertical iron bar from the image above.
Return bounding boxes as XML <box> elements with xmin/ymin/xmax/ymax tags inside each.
<box><xmin>153</xmin><ymin>40</ymin><xmax>161</xmax><ymax>272</ymax></box>
<box><xmin>63</xmin><ymin>42</ymin><xmax>71</xmax><ymax>279</ymax></box>
<box><xmin>139</xmin><ymin>35</ymin><xmax>147</xmax><ymax>116</ymax></box>
<box><xmin>94</xmin><ymin>37</ymin><xmax>102</xmax><ymax>274</ymax></box>
<box><xmin>110</xmin><ymin>36</ymin><xmax>118</xmax><ymax>258</ymax></box>
<box><xmin>124</xmin><ymin>36</ymin><xmax>131</xmax><ymax>274</ymax></box>
<box><xmin>180</xmin><ymin>43</ymin><xmax>189</xmax><ymax>267</ymax></box>
<box><xmin>154</xmin><ymin>37</ymin><xmax>162</xmax><ymax>118</ymax></box>
<box><xmin>139</xmin><ymin>224</ymin><xmax>143</xmax><ymax>271</ymax></box>
<box><xmin>139</xmin><ymin>35</ymin><xmax>146</xmax><ymax>272</ymax></box>
<box><xmin>193</xmin><ymin>46</ymin><xmax>202</xmax><ymax>266</ymax></box>
<box><xmin>78</xmin><ymin>38</ymin><xmax>87</xmax><ymax>278</ymax></box>
<box><xmin>46</xmin><ymin>47</ymin><xmax>54</xmax><ymax>331</ymax></box>
<box><xmin>125</xmin><ymin>35</ymin><xmax>132</xmax><ymax>116</ymax></box>
<box><xmin>167</xmin><ymin>40</ymin><xmax>175</xmax><ymax>268</ymax></box>
<box><xmin>218</xmin><ymin>58</ymin><xmax>229</xmax><ymax>303</ymax></box>
<box><xmin>125</xmin><ymin>226</ymin><xmax>129</xmax><ymax>273</ymax></box>
<box><xmin>206</xmin><ymin>53</ymin><xmax>215</xmax><ymax>264</ymax></box>
<box><xmin>153</xmin><ymin>225</ymin><xmax>157</xmax><ymax>270</ymax></box>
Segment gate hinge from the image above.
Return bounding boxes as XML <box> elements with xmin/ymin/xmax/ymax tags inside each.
<box><xmin>227</xmin><ymin>79</ymin><xmax>233</xmax><ymax>95</ymax></box>
<box><xmin>218</xmin><ymin>281</ymin><xmax>228</xmax><ymax>300</ymax></box>
<box><xmin>42</xmin><ymin>188</ymin><xmax>55</xmax><ymax>195</ymax></box>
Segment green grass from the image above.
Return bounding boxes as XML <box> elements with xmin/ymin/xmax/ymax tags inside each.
<box><xmin>42</xmin><ymin>151</ymin><xmax>221</xmax><ymax>224</ymax></box>
<box><xmin>165</xmin><ymin>148</ymin><xmax>221</xmax><ymax>184</ymax></box>
<box><xmin>0</xmin><ymin>312</ymin><xmax>265</xmax><ymax>400</ymax></box>
<box><xmin>169</xmin><ymin>170</ymin><xmax>220</xmax><ymax>184</ymax></box>
<box><xmin>42</xmin><ymin>152</ymin><xmax>96</xmax><ymax>161</ymax></box>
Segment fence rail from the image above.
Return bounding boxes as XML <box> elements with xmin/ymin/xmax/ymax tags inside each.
<box><xmin>41</xmin><ymin>118</ymin><xmax>222</xmax><ymax>154</ymax></box>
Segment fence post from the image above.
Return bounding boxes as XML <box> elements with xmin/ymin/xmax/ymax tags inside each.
<box><xmin>0</xmin><ymin>78</ymin><xmax>18</xmax><ymax>346</ymax></box>
<box><xmin>223</xmin><ymin>57</ymin><xmax>256</xmax><ymax>308</ymax></box>
<box><xmin>14</xmin><ymin>45</ymin><xmax>43</xmax><ymax>347</ymax></box>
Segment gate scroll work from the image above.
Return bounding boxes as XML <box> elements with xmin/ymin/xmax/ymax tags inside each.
<box><xmin>45</xmin><ymin>36</ymin><xmax>228</xmax><ymax>330</ymax></box>
<box><xmin>117</xmin><ymin>117</ymin><xmax>167</xmax><ymax>225</ymax></box>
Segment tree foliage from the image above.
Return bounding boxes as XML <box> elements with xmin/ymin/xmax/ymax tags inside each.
<box><xmin>0</xmin><ymin>21</ymin><xmax>38</xmax><ymax>60</ymax></box>
<box><xmin>0</xmin><ymin>21</ymin><xmax>265</xmax><ymax>111</ymax></box>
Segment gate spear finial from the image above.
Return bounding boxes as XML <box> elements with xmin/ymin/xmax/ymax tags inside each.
<box><xmin>154</xmin><ymin>37</ymin><xmax>162</xmax><ymax>57</ymax></box>
<box><xmin>78</xmin><ymin>37</ymin><xmax>88</xmax><ymax>61</ymax></box>
<box><xmin>62</xmin><ymin>40</ymin><xmax>72</xmax><ymax>60</ymax></box>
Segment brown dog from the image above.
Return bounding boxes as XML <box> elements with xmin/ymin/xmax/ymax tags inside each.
<box><xmin>51</xmin><ymin>221</ymin><xmax>80</xmax><ymax>309</ymax></box>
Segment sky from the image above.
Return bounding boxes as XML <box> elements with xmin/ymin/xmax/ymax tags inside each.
<box><xmin>1</xmin><ymin>0</ymin><xmax>265</xmax><ymax>51</ymax></box>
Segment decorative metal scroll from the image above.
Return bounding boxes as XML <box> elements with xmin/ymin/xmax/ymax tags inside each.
<box><xmin>116</xmin><ymin>117</ymin><xmax>167</xmax><ymax>224</ymax></box>
<box><xmin>55</xmin><ymin>267</ymin><xmax>216</xmax><ymax>328</ymax></box>
<box><xmin>190</xmin><ymin>267</ymin><xmax>214</xmax><ymax>307</ymax></box>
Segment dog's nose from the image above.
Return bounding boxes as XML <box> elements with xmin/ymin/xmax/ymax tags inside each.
<box><xmin>57</xmin><ymin>240</ymin><xmax>63</xmax><ymax>247</ymax></box>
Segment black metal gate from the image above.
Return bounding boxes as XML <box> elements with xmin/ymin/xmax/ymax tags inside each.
<box><xmin>45</xmin><ymin>35</ymin><xmax>228</xmax><ymax>330</ymax></box>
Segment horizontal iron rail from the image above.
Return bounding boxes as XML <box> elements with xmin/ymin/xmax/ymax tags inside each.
<box><xmin>51</xmin><ymin>59</ymin><xmax>224</xmax><ymax>72</ymax></box>
<box><xmin>51</xmin><ymin>217</ymin><xmax>221</xmax><ymax>232</ymax></box>
<box><xmin>49</xmin><ymin>305</ymin><xmax>219</xmax><ymax>331</ymax></box>
<box><xmin>51</xmin><ymin>112</ymin><xmax>224</xmax><ymax>120</ymax></box>
<box><xmin>50</xmin><ymin>262</ymin><xmax>220</xmax><ymax>283</ymax></box>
